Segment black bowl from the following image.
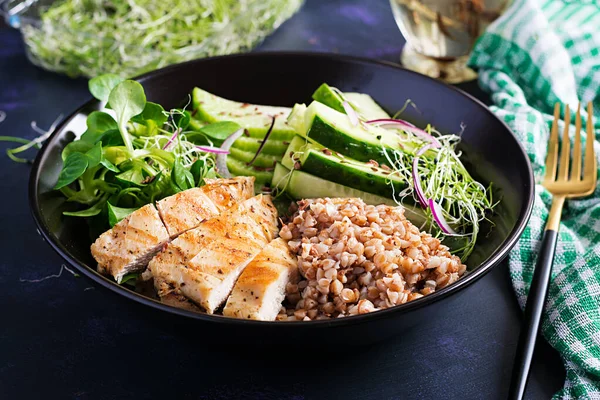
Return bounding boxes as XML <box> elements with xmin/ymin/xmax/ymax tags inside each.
<box><xmin>29</xmin><ymin>52</ymin><xmax>534</xmax><ymax>346</ymax></box>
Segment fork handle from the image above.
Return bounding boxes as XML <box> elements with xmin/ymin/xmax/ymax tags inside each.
<box><xmin>508</xmin><ymin>196</ymin><xmax>563</xmax><ymax>400</ymax></box>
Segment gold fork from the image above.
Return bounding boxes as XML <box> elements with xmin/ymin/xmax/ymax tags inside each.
<box><xmin>508</xmin><ymin>102</ymin><xmax>597</xmax><ymax>400</ymax></box>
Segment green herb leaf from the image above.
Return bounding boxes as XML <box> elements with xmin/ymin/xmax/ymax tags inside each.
<box><xmin>100</xmin><ymin>157</ymin><xmax>119</xmax><ymax>172</ymax></box>
<box><xmin>62</xmin><ymin>140</ymin><xmax>93</xmax><ymax>161</ymax></box>
<box><xmin>188</xmin><ymin>118</ymin><xmax>206</xmax><ymax>132</ymax></box>
<box><xmin>81</xmin><ymin>112</ymin><xmax>118</xmax><ymax>143</ymax></box>
<box><xmin>171</xmin><ymin>159</ymin><xmax>194</xmax><ymax>192</ymax></box>
<box><xmin>63</xmin><ymin>197</ymin><xmax>107</xmax><ymax>217</ymax></box>
<box><xmin>132</xmin><ymin>102</ymin><xmax>167</xmax><ymax>126</ymax></box>
<box><xmin>98</xmin><ymin>129</ymin><xmax>125</xmax><ymax>147</ymax></box>
<box><xmin>120</xmin><ymin>273</ymin><xmax>139</xmax><ymax>286</ymax></box>
<box><xmin>146</xmin><ymin>148</ymin><xmax>176</xmax><ymax>166</ymax></box>
<box><xmin>190</xmin><ymin>158</ymin><xmax>206</xmax><ymax>186</ymax></box>
<box><xmin>115</xmin><ymin>166</ymin><xmax>145</xmax><ymax>187</ymax></box>
<box><xmin>142</xmin><ymin>171</ymin><xmax>170</xmax><ymax>203</ymax></box>
<box><xmin>204</xmin><ymin>167</ymin><xmax>217</xmax><ymax>180</ymax></box>
<box><xmin>85</xmin><ymin>141</ymin><xmax>103</xmax><ymax>168</ymax></box>
<box><xmin>89</xmin><ymin>74</ymin><xmax>124</xmax><ymax>102</ymax></box>
<box><xmin>103</xmin><ymin>146</ymin><xmax>130</xmax><ymax>165</ymax></box>
<box><xmin>199</xmin><ymin>121</ymin><xmax>242</xmax><ymax>140</ymax></box>
<box><xmin>107</xmin><ymin>202</ymin><xmax>139</xmax><ymax>227</ymax></box>
<box><xmin>185</xmin><ymin>171</ymin><xmax>195</xmax><ymax>188</ymax></box>
<box><xmin>131</xmin><ymin>120</ymin><xmax>158</xmax><ymax>137</ymax></box>
<box><xmin>184</xmin><ymin>131</ymin><xmax>213</xmax><ymax>146</ymax></box>
<box><xmin>111</xmin><ymin>187</ymin><xmax>143</xmax><ymax>208</ymax></box>
<box><xmin>61</xmin><ymin>188</ymin><xmax>99</xmax><ymax>204</ymax></box>
<box><xmin>130</xmin><ymin>102</ymin><xmax>167</xmax><ymax>138</ymax></box>
<box><xmin>108</xmin><ymin>80</ymin><xmax>146</xmax><ymax>153</ymax></box>
<box><xmin>55</xmin><ymin>152</ymin><xmax>89</xmax><ymax>189</ymax></box>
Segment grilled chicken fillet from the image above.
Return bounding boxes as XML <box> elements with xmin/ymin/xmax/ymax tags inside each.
<box><xmin>223</xmin><ymin>238</ymin><xmax>299</xmax><ymax>321</ymax></box>
<box><xmin>150</xmin><ymin>194</ymin><xmax>279</xmax><ymax>313</ymax></box>
<box><xmin>156</xmin><ymin>176</ymin><xmax>254</xmax><ymax>238</ymax></box>
<box><xmin>91</xmin><ymin>204</ymin><xmax>170</xmax><ymax>283</ymax></box>
<box><xmin>92</xmin><ymin>177</ymin><xmax>254</xmax><ymax>283</ymax></box>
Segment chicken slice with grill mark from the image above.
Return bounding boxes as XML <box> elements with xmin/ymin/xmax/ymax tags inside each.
<box><xmin>92</xmin><ymin>177</ymin><xmax>254</xmax><ymax>283</ymax></box>
<box><xmin>156</xmin><ymin>176</ymin><xmax>254</xmax><ymax>238</ymax></box>
<box><xmin>150</xmin><ymin>194</ymin><xmax>279</xmax><ymax>313</ymax></box>
<box><xmin>223</xmin><ymin>238</ymin><xmax>299</xmax><ymax>321</ymax></box>
<box><xmin>91</xmin><ymin>204</ymin><xmax>170</xmax><ymax>283</ymax></box>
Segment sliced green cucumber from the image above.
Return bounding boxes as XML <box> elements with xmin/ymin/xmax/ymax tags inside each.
<box><xmin>344</xmin><ymin>92</ymin><xmax>390</xmax><ymax>120</ymax></box>
<box><xmin>272</xmin><ymin>163</ymin><xmax>426</xmax><ymax>226</ymax></box>
<box><xmin>273</xmin><ymin>163</ymin><xmax>394</xmax><ymax>205</ymax></box>
<box><xmin>232</xmin><ymin>136</ymin><xmax>290</xmax><ymax>156</ymax></box>
<box><xmin>226</xmin><ymin>157</ymin><xmax>273</xmax><ymax>190</ymax></box>
<box><xmin>186</xmin><ymin>119</ymin><xmax>289</xmax><ymax>157</ymax></box>
<box><xmin>282</xmin><ymin>135</ymin><xmax>409</xmax><ymax>199</ymax></box>
<box><xmin>281</xmin><ymin>135</ymin><xmax>316</xmax><ymax>169</ymax></box>
<box><xmin>303</xmin><ymin>150</ymin><xmax>408</xmax><ymax>199</ymax></box>
<box><xmin>297</xmin><ymin>101</ymin><xmax>411</xmax><ymax>164</ymax></box>
<box><xmin>228</xmin><ymin>147</ymin><xmax>280</xmax><ymax>169</ymax></box>
<box><xmin>312</xmin><ymin>83</ymin><xmax>390</xmax><ymax>120</ymax></box>
<box><xmin>192</xmin><ymin>88</ymin><xmax>296</xmax><ymax>141</ymax></box>
<box><xmin>286</xmin><ymin>103</ymin><xmax>307</xmax><ymax>133</ymax></box>
<box><xmin>312</xmin><ymin>83</ymin><xmax>345</xmax><ymax>114</ymax></box>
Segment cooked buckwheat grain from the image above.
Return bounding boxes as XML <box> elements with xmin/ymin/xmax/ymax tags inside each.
<box><xmin>278</xmin><ymin>198</ymin><xmax>466</xmax><ymax>320</ymax></box>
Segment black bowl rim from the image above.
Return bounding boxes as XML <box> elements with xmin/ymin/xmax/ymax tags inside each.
<box><xmin>29</xmin><ymin>51</ymin><xmax>535</xmax><ymax>328</ymax></box>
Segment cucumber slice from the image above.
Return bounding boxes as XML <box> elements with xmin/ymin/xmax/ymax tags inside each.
<box><xmin>312</xmin><ymin>83</ymin><xmax>345</xmax><ymax>114</ymax></box>
<box><xmin>272</xmin><ymin>163</ymin><xmax>426</xmax><ymax>226</ymax></box>
<box><xmin>229</xmin><ymin>147</ymin><xmax>280</xmax><ymax>169</ymax></box>
<box><xmin>187</xmin><ymin>126</ymin><xmax>290</xmax><ymax>157</ymax></box>
<box><xmin>282</xmin><ymin>135</ymin><xmax>409</xmax><ymax>199</ymax></box>
<box><xmin>192</xmin><ymin>88</ymin><xmax>296</xmax><ymax>141</ymax></box>
<box><xmin>232</xmin><ymin>136</ymin><xmax>290</xmax><ymax>156</ymax></box>
<box><xmin>301</xmin><ymin>149</ymin><xmax>408</xmax><ymax>199</ymax></box>
<box><xmin>344</xmin><ymin>92</ymin><xmax>390</xmax><ymax>120</ymax></box>
<box><xmin>187</xmin><ymin>119</ymin><xmax>289</xmax><ymax>156</ymax></box>
<box><xmin>226</xmin><ymin>157</ymin><xmax>273</xmax><ymax>190</ymax></box>
<box><xmin>281</xmin><ymin>135</ymin><xmax>316</xmax><ymax>169</ymax></box>
<box><xmin>287</xmin><ymin>103</ymin><xmax>307</xmax><ymax>133</ymax></box>
<box><xmin>273</xmin><ymin>163</ymin><xmax>393</xmax><ymax>205</ymax></box>
<box><xmin>312</xmin><ymin>83</ymin><xmax>390</xmax><ymax>120</ymax></box>
<box><xmin>298</xmin><ymin>101</ymin><xmax>412</xmax><ymax>164</ymax></box>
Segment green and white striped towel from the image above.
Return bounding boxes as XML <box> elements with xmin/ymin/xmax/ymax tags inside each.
<box><xmin>468</xmin><ymin>0</ymin><xmax>600</xmax><ymax>398</ymax></box>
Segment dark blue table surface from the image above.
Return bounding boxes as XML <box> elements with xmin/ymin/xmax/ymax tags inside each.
<box><xmin>0</xmin><ymin>1</ymin><xmax>564</xmax><ymax>399</ymax></box>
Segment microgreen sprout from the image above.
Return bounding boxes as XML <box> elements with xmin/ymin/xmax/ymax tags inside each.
<box><xmin>0</xmin><ymin>115</ymin><xmax>63</xmax><ymax>163</ymax></box>
<box><xmin>380</xmin><ymin>126</ymin><xmax>495</xmax><ymax>260</ymax></box>
<box><xmin>20</xmin><ymin>0</ymin><xmax>303</xmax><ymax>78</ymax></box>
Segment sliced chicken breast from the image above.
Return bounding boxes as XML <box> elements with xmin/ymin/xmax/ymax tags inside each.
<box><xmin>149</xmin><ymin>227</ymin><xmax>214</xmax><ymax>294</ymax></box>
<box><xmin>150</xmin><ymin>194</ymin><xmax>279</xmax><ymax>313</ymax></box>
<box><xmin>156</xmin><ymin>176</ymin><xmax>254</xmax><ymax>238</ymax></box>
<box><xmin>93</xmin><ymin>177</ymin><xmax>253</xmax><ymax>283</ymax></box>
<box><xmin>223</xmin><ymin>238</ymin><xmax>299</xmax><ymax>321</ymax></box>
<box><xmin>91</xmin><ymin>204</ymin><xmax>170</xmax><ymax>283</ymax></box>
<box><xmin>202</xmin><ymin>176</ymin><xmax>255</xmax><ymax>211</ymax></box>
